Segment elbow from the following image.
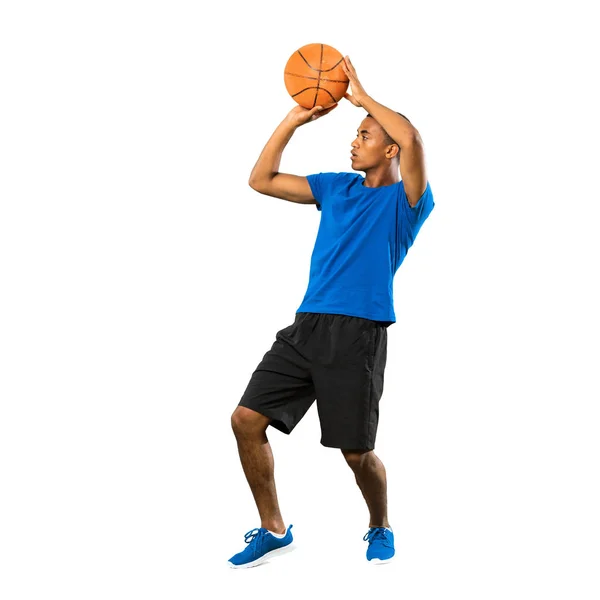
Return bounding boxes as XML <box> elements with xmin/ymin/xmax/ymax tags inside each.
<box><xmin>405</xmin><ymin>130</ymin><xmax>423</xmax><ymax>148</ymax></box>
<box><xmin>248</xmin><ymin>175</ymin><xmax>264</xmax><ymax>192</ymax></box>
<box><xmin>398</xmin><ymin>131</ymin><xmax>423</xmax><ymax>153</ymax></box>
<box><xmin>248</xmin><ymin>173</ymin><xmax>274</xmax><ymax>193</ymax></box>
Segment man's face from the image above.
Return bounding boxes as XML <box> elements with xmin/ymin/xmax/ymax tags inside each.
<box><xmin>350</xmin><ymin>117</ymin><xmax>388</xmax><ymax>171</ymax></box>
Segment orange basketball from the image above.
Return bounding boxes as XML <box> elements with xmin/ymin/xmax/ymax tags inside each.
<box><xmin>284</xmin><ymin>43</ymin><xmax>349</xmax><ymax>109</ymax></box>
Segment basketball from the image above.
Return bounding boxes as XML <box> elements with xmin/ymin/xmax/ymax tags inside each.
<box><xmin>284</xmin><ymin>43</ymin><xmax>349</xmax><ymax>109</ymax></box>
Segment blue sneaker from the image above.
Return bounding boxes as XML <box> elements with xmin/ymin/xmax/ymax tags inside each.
<box><xmin>228</xmin><ymin>525</ymin><xmax>294</xmax><ymax>569</ymax></box>
<box><xmin>364</xmin><ymin>527</ymin><xmax>395</xmax><ymax>563</ymax></box>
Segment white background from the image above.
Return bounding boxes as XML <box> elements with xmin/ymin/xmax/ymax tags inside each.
<box><xmin>1</xmin><ymin>0</ymin><xmax>599</xmax><ymax>598</ymax></box>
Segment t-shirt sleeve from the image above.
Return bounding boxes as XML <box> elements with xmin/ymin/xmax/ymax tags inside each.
<box><xmin>306</xmin><ymin>172</ymin><xmax>338</xmax><ymax>211</ymax></box>
<box><xmin>401</xmin><ymin>181</ymin><xmax>435</xmax><ymax>225</ymax></box>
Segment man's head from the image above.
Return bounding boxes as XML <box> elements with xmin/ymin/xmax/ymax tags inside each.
<box><xmin>350</xmin><ymin>113</ymin><xmax>410</xmax><ymax>172</ymax></box>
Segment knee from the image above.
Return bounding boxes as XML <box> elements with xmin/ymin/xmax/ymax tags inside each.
<box><xmin>342</xmin><ymin>449</ymin><xmax>371</xmax><ymax>471</ymax></box>
<box><xmin>231</xmin><ymin>406</ymin><xmax>269</xmax><ymax>438</ymax></box>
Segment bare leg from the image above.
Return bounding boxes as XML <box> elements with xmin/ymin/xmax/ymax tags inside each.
<box><xmin>231</xmin><ymin>406</ymin><xmax>286</xmax><ymax>534</ymax></box>
<box><xmin>342</xmin><ymin>449</ymin><xmax>389</xmax><ymax>528</ymax></box>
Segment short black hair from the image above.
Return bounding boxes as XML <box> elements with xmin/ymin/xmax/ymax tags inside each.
<box><xmin>366</xmin><ymin>112</ymin><xmax>411</xmax><ymax>147</ymax></box>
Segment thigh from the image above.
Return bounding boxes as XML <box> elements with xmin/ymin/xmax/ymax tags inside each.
<box><xmin>312</xmin><ymin>316</ymin><xmax>387</xmax><ymax>450</ymax></box>
<box><xmin>239</xmin><ymin>319</ymin><xmax>316</xmax><ymax>435</ymax></box>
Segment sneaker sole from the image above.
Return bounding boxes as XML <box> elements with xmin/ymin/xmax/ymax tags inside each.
<box><xmin>369</xmin><ymin>556</ymin><xmax>394</xmax><ymax>565</ymax></box>
<box><xmin>228</xmin><ymin>543</ymin><xmax>295</xmax><ymax>569</ymax></box>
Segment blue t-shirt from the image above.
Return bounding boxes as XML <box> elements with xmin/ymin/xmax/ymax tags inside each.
<box><xmin>296</xmin><ymin>172</ymin><xmax>434</xmax><ymax>324</ymax></box>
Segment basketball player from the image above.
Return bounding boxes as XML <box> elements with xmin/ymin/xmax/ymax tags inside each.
<box><xmin>228</xmin><ymin>56</ymin><xmax>435</xmax><ymax>568</ymax></box>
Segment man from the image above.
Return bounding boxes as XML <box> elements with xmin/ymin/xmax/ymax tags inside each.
<box><xmin>228</xmin><ymin>56</ymin><xmax>434</xmax><ymax>568</ymax></box>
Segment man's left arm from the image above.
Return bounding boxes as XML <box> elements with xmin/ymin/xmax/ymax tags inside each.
<box><xmin>342</xmin><ymin>56</ymin><xmax>428</xmax><ymax>207</ymax></box>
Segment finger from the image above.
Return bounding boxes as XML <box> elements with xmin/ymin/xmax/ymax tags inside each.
<box><xmin>308</xmin><ymin>105</ymin><xmax>331</xmax><ymax>120</ymax></box>
<box><xmin>312</xmin><ymin>104</ymin><xmax>337</xmax><ymax>120</ymax></box>
<box><xmin>319</xmin><ymin>103</ymin><xmax>338</xmax><ymax>115</ymax></box>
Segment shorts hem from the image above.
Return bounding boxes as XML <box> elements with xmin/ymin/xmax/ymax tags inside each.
<box><xmin>320</xmin><ymin>439</ymin><xmax>375</xmax><ymax>451</ymax></box>
<box><xmin>237</xmin><ymin>401</ymin><xmax>293</xmax><ymax>435</ymax></box>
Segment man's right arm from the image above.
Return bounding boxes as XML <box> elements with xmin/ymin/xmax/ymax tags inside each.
<box><xmin>248</xmin><ymin>104</ymin><xmax>336</xmax><ymax>205</ymax></box>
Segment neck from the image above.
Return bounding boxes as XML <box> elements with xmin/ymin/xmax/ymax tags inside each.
<box><xmin>362</xmin><ymin>165</ymin><xmax>400</xmax><ymax>188</ymax></box>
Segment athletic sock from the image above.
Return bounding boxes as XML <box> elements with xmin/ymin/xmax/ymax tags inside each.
<box><xmin>267</xmin><ymin>528</ymin><xmax>287</xmax><ymax>539</ymax></box>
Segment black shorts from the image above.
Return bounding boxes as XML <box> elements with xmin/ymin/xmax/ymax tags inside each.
<box><xmin>238</xmin><ymin>312</ymin><xmax>388</xmax><ymax>450</ymax></box>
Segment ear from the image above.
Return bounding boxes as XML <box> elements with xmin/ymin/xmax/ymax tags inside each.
<box><xmin>386</xmin><ymin>144</ymin><xmax>400</xmax><ymax>160</ymax></box>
